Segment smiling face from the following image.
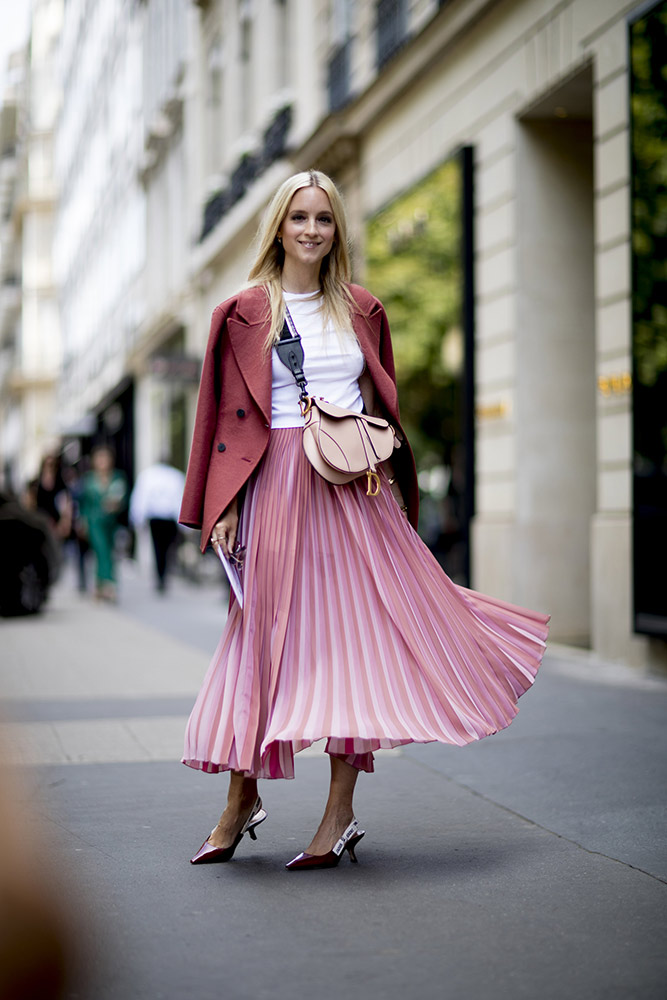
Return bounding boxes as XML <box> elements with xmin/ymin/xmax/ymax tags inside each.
<box><xmin>278</xmin><ymin>186</ymin><xmax>336</xmax><ymax>276</ymax></box>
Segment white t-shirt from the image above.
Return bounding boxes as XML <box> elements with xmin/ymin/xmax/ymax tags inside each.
<box><xmin>271</xmin><ymin>290</ymin><xmax>365</xmax><ymax>428</ymax></box>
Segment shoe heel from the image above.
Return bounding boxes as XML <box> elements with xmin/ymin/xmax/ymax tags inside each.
<box><xmin>346</xmin><ymin>831</ymin><xmax>365</xmax><ymax>863</ymax></box>
<box><xmin>244</xmin><ymin>806</ymin><xmax>267</xmax><ymax>842</ymax></box>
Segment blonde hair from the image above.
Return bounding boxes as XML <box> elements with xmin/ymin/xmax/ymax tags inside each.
<box><xmin>247</xmin><ymin>170</ymin><xmax>354</xmax><ymax>351</ymax></box>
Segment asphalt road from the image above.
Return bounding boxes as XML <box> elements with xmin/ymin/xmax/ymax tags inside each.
<box><xmin>1</xmin><ymin>549</ymin><xmax>666</xmax><ymax>1000</ymax></box>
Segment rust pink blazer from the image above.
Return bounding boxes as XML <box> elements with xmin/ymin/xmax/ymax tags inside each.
<box><xmin>179</xmin><ymin>283</ymin><xmax>419</xmax><ymax>550</ymax></box>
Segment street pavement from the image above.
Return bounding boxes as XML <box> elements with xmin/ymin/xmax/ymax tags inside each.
<box><xmin>1</xmin><ymin>548</ymin><xmax>666</xmax><ymax>1000</ymax></box>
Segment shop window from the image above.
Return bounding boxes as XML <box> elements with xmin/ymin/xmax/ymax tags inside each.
<box><xmin>366</xmin><ymin>151</ymin><xmax>475</xmax><ymax>584</ymax></box>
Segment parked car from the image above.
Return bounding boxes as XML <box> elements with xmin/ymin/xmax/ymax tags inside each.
<box><xmin>0</xmin><ymin>491</ymin><xmax>60</xmax><ymax>616</ymax></box>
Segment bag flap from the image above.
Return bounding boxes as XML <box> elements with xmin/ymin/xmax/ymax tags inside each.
<box><xmin>311</xmin><ymin>397</ymin><xmax>390</xmax><ymax>429</ymax></box>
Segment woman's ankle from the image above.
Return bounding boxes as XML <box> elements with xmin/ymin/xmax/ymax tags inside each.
<box><xmin>227</xmin><ymin>774</ymin><xmax>258</xmax><ymax>810</ymax></box>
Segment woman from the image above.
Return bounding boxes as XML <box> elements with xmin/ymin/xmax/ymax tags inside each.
<box><xmin>78</xmin><ymin>445</ymin><xmax>128</xmax><ymax>602</ymax></box>
<box><xmin>180</xmin><ymin>170</ymin><xmax>549</xmax><ymax>870</ymax></box>
<box><xmin>35</xmin><ymin>454</ymin><xmax>72</xmax><ymax>543</ymax></box>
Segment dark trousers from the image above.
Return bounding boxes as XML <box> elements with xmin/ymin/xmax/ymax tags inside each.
<box><xmin>149</xmin><ymin>518</ymin><xmax>179</xmax><ymax>588</ymax></box>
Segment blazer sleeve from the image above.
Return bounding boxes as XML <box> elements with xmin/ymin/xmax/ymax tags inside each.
<box><xmin>378</xmin><ymin>304</ymin><xmax>400</xmax><ymax>402</ymax></box>
<box><xmin>179</xmin><ymin>305</ymin><xmax>226</xmax><ymax>530</ymax></box>
<box><xmin>375</xmin><ymin>300</ymin><xmax>407</xmax><ymax>441</ymax></box>
<box><xmin>374</xmin><ymin>298</ymin><xmax>419</xmax><ymax>527</ymax></box>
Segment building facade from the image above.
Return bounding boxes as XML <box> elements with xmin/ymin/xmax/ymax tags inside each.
<box><xmin>54</xmin><ymin>0</ymin><xmax>145</xmax><ymax>479</ymax></box>
<box><xmin>0</xmin><ymin>49</ymin><xmax>25</xmax><ymax>492</ymax></box>
<box><xmin>0</xmin><ymin>0</ymin><xmax>63</xmax><ymax>491</ymax></box>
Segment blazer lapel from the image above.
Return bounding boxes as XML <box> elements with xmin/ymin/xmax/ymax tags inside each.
<box><xmin>227</xmin><ymin>313</ymin><xmax>272</xmax><ymax>426</ymax></box>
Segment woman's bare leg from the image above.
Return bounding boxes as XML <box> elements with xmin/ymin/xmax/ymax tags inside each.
<box><xmin>303</xmin><ymin>756</ymin><xmax>359</xmax><ymax>856</ymax></box>
<box><xmin>207</xmin><ymin>771</ymin><xmax>259</xmax><ymax>849</ymax></box>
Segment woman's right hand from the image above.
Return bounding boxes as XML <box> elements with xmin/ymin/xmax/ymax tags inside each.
<box><xmin>210</xmin><ymin>497</ymin><xmax>239</xmax><ymax>558</ymax></box>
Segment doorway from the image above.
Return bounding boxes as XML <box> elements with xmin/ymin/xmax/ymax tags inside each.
<box><xmin>515</xmin><ymin>66</ymin><xmax>596</xmax><ymax>645</ymax></box>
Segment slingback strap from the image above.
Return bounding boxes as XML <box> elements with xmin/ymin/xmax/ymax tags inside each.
<box><xmin>332</xmin><ymin>819</ymin><xmax>360</xmax><ymax>857</ymax></box>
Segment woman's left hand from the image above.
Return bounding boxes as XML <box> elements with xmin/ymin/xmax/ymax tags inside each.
<box><xmin>210</xmin><ymin>496</ymin><xmax>239</xmax><ymax>557</ymax></box>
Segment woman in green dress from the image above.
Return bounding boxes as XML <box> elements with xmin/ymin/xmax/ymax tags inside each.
<box><xmin>79</xmin><ymin>445</ymin><xmax>128</xmax><ymax>602</ymax></box>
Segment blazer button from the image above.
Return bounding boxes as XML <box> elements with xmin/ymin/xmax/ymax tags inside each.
<box><xmin>217</xmin><ymin>442</ymin><xmax>226</xmax><ymax>452</ymax></box>
<box><xmin>236</xmin><ymin>408</ymin><xmax>245</xmax><ymax>418</ymax></box>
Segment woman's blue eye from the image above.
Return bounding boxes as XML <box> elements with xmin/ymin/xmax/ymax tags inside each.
<box><xmin>290</xmin><ymin>213</ymin><xmax>332</xmax><ymax>223</ymax></box>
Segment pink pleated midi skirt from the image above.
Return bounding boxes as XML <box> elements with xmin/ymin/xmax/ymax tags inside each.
<box><xmin>182</xmin><ymin>428</ymin><xmax>550</xmax><ymax>779</ymax></box>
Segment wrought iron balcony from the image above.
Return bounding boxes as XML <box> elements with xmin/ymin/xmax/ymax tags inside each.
<box><xmin>262</xmin><ymin>105</ymin><xmax>292</xmax><ymax>164</ymax></box>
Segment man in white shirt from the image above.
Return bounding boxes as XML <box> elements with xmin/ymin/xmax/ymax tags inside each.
<box><xmin>129</xmin><ymin>460</ymin><xmax>186</xmax><ymax>592</ymax></box>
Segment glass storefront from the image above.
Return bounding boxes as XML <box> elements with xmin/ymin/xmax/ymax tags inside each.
<box><xmin>365</xmin><ymin>152</ymin><xmax>474</xmax><ymax>584</ymax></box>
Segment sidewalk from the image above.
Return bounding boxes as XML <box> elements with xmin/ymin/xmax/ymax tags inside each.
<box><xmin>1</xmin><ymin>574</ymin><xmax>666</xmax><ymax>1000</ymax></box>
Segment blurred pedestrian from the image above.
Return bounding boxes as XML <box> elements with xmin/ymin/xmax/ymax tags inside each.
<box><xmin>35</xmin><ymin>453</ymin><xmax>72</xmax><ymax>542</ymax></box>
<box><xmin>68</xmin><ymin>463</ymin><xmax>91</xmax><ymax>593</ymax></box>
<box><xmin>129</xmin><ymin>459</ymin><xmax>185</xmax><ymax>592</ymax></box>
<box><xmin>78</xmin><ymin>445</ymin><xmax>127</xmax><ymax>602</ymax></box>
<box><xmin>180</xmin><ymin>170</ymin><xmax>550</xmax><ymax>870</ymax></box>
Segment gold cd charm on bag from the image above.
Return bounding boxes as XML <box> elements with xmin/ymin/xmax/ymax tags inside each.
<box><xmin>366</xmin><ymin>471</ymin><xmax>381</xmax><ymax>496</ymax></box>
